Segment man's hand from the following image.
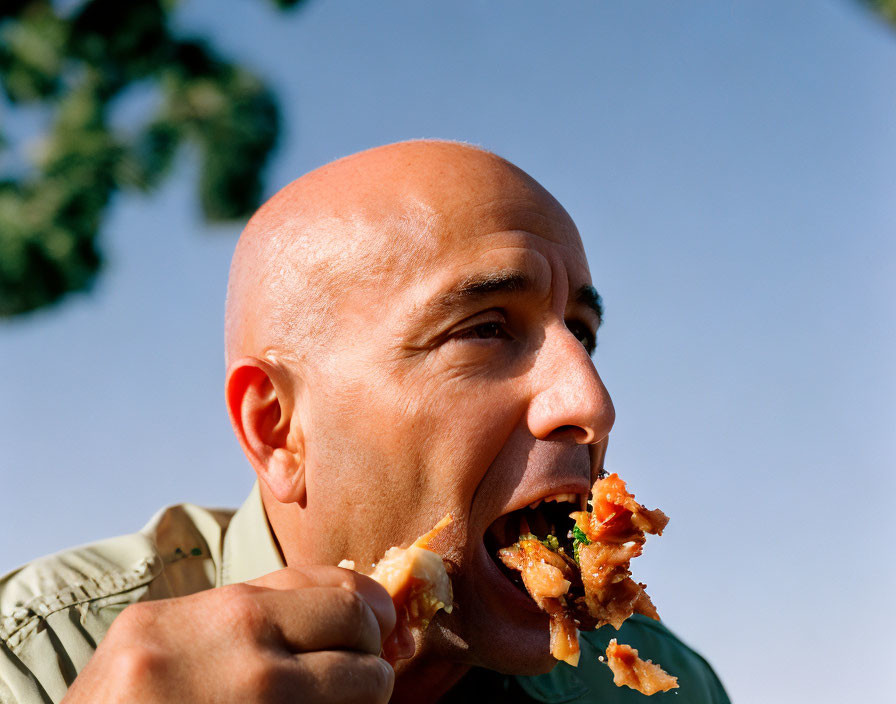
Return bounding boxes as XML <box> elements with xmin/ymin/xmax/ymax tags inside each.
<box><xmin>62</xmin><ymin>567</ymin><xmax>397</xmax><ymax>703</ymax></box>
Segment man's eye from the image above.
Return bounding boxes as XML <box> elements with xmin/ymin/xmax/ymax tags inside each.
<box><xmin>568</xmin><ymin>321</ymin><xmax>597</xmax><ymax>355</ymax></box>
<box><xmin>456</xmin><ymin>321</ymin><xmax>509</xmax><ymax>341</ymax></box>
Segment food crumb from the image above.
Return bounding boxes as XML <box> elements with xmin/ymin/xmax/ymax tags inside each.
<box><xmin>605</xmin><ymin>639</ymin><xmax>678</xmax><ymax>696</ymax></box>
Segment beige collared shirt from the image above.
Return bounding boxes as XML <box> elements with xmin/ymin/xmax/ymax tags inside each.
<box><xmin>0</xmin><ymin>486</ymin><xmax>730</xmax><ymax>704</ymax></box>
<box><xmin>0</xmin><ymin>483</ymin><xmax>284</xmax><ymax>703</ymax></box>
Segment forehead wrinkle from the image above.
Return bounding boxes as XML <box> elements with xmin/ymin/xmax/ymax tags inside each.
<box><xmin>315</xmin><ymin>201</ymin><xmax>442</xmax><ymax>313</ymax></box>
<box><xmin>460</xmin><ymin>195</ymin><xmax>581</xmax><ymax>250</ymax></box>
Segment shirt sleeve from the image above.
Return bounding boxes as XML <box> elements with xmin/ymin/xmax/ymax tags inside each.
<box><xmin>0</xmin><ymin>502</ymin><xmax>230</xmax><ymax>704</ymax></box>
<box><xmin>0</xmin><ymin>540</ymin><xmax>164</xmax><ymax>703</ymax></box>
<box><xmin>0</xmin><ymin>637</ymin><xmax>54</xmax><ymax>704</ymax></box>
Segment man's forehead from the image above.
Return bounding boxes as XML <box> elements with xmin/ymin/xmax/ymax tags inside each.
<box><xmin>254</xmin><ymin>139</ymin><xmax>583</xmax><ymax>264</ymax></box>
<box><xmin>440</xmin><ymin>194</ymin><xmax>583</xmax><ymax>251</ymax></box>
<box><xmin>319</xmin><ymin>170</ymin><xmax>590</xmax><ymax>326</ymax></box>
<box><xmin>227</xmin><ymin>141</ymin><xmax>589</xmax><ymax>361</ymax></box>
<box><xmin>306</xmin><ymin>172</ymin><xmax>585</xmax><ymax>293</ymax></box>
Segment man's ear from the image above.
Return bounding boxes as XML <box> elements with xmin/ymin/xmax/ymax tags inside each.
<box><xmin>226</xmin><ymin>357</ymin><xmax>306</xmax><ymax>505</ymax></box>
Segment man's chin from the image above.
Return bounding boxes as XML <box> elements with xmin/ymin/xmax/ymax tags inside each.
<box><xmin>464</xmin><ymin>623</ymin><xmax>558</xmax><ymax>675</ymax></box>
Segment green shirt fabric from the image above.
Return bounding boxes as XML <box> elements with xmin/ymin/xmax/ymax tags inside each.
<box><xmin>0</xmin><ymin>484</ymin><xmax>729</xmax><ymax>703</ymax></box>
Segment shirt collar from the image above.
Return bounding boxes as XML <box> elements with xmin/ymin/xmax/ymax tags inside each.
<box><xmin>221</xmin><ymin>481</ymin><xmax>285</xmax><ymax>585</ymax></box>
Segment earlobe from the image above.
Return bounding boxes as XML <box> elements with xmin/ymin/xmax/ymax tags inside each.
<box><xmin>225</xmin><ymin>357</ymin><xmax>307</xmax><ymax>505</ymax></box>
<box><xmin>266</xmin><ymin>447</ymin><xmax>307</xmax><ymax>504</ymax></box>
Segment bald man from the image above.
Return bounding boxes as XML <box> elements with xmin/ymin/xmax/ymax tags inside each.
<box><xmin>0</xmin><ymin>142</ymin><xmax>729</xmax><ymax>703</ymax></box>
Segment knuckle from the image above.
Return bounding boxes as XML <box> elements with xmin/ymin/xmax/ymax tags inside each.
<box><xmin>219</xmin><ymin>586</ymin><xmax>266</xmax><ymax>635</ymax></box>
<box><xmin>335</xmin><ymin>589</ymin><xmax>377</xmax><ymax>646</ymax></box>
<box><xmin>110</xmin><ymin>644</ymin><xmax>164</xmax><ymax>684</ymax></box>
<box><xmin>334</xmin><ymin>567</ymin><xmax>364</xmax><ymax>591</ymax></box>
<box><xmin>294</xmin><ymin>563</ymin><xmax>357</xmax><ymax>590</ymax></box>
<box><xmin>279</xmin><ymin>565</ymin><xmax>306</xmax><ymax>580</ymax></box>
<box><xmin>113</xmin><ymin>601</ymin><xmax>158</xmax><ymax>633</ymax></box>
<box><xmin>223</xmin><ymin>581</ymin><xmax>258</xmax><ymax>600</ymax></box>
<box><xmin>271</xmin><ymin>566</ymin><xmax>305</xmax><ymax>586</ymax></box>
<box><xmin>340</xmin><ymin>587</ymin><xmax>368</xmax><ymax>622</ymax></box>
<box><xmin>269</xmin><ymin>565</ymin><xmax>319</xmax><ymax>588</ymax></box>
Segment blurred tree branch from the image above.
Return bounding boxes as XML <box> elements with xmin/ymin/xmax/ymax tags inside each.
<box><xmin>862</xmin><ymin>0</ymin><xmax>896</xmax><ymax>26</ymax></box>
<box><xmin>0</xmin><ymin>0</ymin><xmax>307</xmax><ymax>317</ymax></box>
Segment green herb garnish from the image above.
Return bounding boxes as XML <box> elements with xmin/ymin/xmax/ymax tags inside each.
<box><xmin>541</xmin><ymin>534</ymin><xmax>560</xmax><ymax>551</ymax></box>
<box><xmin>519</xmin><ymin>532</ymin><xmax>560</xmax><ymax>552</ymax></box>
<box><xmin>572</xmin><ymin>525</ymin><xmax>592</xmax><ymax>564</ymax></box>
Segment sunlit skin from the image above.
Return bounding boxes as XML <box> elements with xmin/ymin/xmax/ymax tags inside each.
<box><xmin>225</xmin><ymin>140</ymin><xmax>616</xmax><ymax>702</ymax></box>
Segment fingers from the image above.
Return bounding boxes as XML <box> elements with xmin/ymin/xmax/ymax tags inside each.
<box><xmin>247</xmin><ymin>565</ymin><xmax>354</xmax><ymax>591</ymax></box>
<box><xmin>244</xmin><ymin>566</ymin><xmax>397</xmax><ymax>647</ymax></box>
<box><xmin>251</xmin><ymin>586</ymin><xmax>382</xmax><ymax>655</ymax></box>
<box><xmin>337</xmin><ymin>572</ymin><xmax>397</xmax><ymax>643</ymax></box>
<box><xmin>264</xmin><ymin>651</ymin><xmax>394</xmax><ymax>704</ymax></box>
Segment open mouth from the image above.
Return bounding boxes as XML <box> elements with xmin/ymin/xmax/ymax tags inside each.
<box><xmin>483</xmin><ymin>493</ymin><xmax>582</xmax><ymax>593</ymax></box>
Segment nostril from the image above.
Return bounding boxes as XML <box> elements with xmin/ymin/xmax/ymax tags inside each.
<box><xmin>547</xmin><ymin>425</ymin><xmax>591</xmax><ymax>444</ymax></box>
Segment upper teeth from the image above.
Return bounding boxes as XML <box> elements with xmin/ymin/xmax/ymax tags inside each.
<box><xmin>529</xmin><ymin>492</ymin><xmax>579</xmax><ymax>509</ymax></box>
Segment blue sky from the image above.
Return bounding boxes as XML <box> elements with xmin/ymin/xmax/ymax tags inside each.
<box><xmin>2</xmin><ymin>2</ymin><xmax>894</xmax><ymax>702</ymax></box>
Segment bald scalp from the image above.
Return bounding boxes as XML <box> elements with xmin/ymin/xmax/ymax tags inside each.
<box><xmin>224</xmin><ymin>139</ymin><xmax>564</xmax><ymax>369</ymax></box>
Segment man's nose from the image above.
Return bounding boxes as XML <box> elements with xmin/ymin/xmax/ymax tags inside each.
<box><xmin>526</xmin><ymin>323</ymin><xmax>615</xmax><ymax>445</ymax></box>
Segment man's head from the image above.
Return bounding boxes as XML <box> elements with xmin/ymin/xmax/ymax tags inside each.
<box><xmin>225</xmin><ymin>140</ymin><xmax>614</xmax><ymax>674</ymax></box>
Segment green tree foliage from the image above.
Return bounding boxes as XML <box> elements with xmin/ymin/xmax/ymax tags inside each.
<box><xmin>862</xmin><ymin>0</ymin><xmax>896</xmax><ymax>25</ymax></box>
<box><xmin>0</xmin><ymin>0</ymin><xmax>306</xmax><ymax>317</ymax></box>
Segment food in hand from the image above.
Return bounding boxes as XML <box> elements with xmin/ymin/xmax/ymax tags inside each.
<box><xmin>340</xmin><ymin>514</ymin><xmax>453</xmax><ymax>633</ymax></box>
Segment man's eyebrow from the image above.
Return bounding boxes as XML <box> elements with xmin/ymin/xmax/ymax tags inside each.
<box><xmin>419</xmin><ymin>272</ymin><xmax>603</xmax><ymax>327</ymax></box>
<box><xmin>429</xmin><ymin>270</ymin><xmax>532</xmax><ymax>312</ymax></box>
<box><xmin>574</xmin><ymin>285</ymin><xmax>604</xmax><ymax>328</ymax></box>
